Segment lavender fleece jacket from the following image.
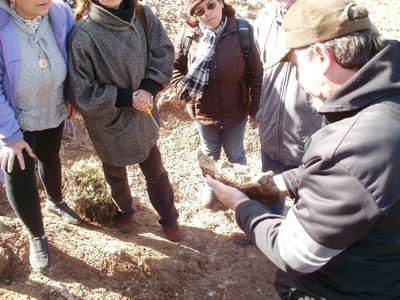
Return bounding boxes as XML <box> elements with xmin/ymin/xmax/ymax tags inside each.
<box><xmin>0</xmin><ymin>0</ymin><xmax>74</xmax><ymax>145</ymax></box>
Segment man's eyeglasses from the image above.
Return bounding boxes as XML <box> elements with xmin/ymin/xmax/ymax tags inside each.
<box><xmin>192</xmin><ymin>1</ymin><xmax>218</xmax><ymax>17</ymax></box>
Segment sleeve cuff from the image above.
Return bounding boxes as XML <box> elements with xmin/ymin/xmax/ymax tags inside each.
<box><xmin>139</xmin><ymin>78</ymin><xmax>163</xmax><ymax>97</ymax></box>
<box><xmin>282</xmin><ymin>170</ymin><xmax>298</xmax><ymax>199</ymax></box>
<box><xmin>116</xmin><ymin>87</ymin><xmax>133</xmax><ymax>107</ymax></box>
<box><xmin>1</xmin><ymin>130</ymin><xmax>23</xmax><ymax>146</ymax></box>
<box><xmin>235</xmin><ymin>200</ymin><xmax>274</xmax><ymax>239</ymax></box>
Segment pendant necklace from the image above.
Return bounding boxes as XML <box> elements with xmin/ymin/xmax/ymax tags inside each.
<box><xmin>39</xmin><ymin>55</ymin><xmax>49</xmax><ymax>69</ymax></box>
<box><xmin>38</xmin><ymin>48</ymin><xmax>48</xmax><ymax>69</ymax></box>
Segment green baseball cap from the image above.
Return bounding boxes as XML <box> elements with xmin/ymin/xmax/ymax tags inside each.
<box><xmin>267</xmin><ymin>0</ymin><xmax>371</xmax><ymax>68</ymax></box>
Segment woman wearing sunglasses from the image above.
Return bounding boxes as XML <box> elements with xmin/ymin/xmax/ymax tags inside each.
<box><xmin>172</xmin><ymin>0</ymin><xmax>263</xmax><ymax>207</ymax></box>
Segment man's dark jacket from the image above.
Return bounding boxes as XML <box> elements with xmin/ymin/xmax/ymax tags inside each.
<box><xmin>236</xmin><ymin>40</ymin><xmax>400</xmax><ymax>299</ymax></box>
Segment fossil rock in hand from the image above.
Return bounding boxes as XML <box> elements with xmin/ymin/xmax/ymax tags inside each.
<box><xmin>197</xmin><ymin>151</ymin><xmax>280</xmax><ymax>205</ymax></box>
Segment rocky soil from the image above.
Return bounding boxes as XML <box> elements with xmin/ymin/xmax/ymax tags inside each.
<box><xmin>0</xmin><ymin>0</ymin><xmax>399</xmax><ymax>299</ymax></box>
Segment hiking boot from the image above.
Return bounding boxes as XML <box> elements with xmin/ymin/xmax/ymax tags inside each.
<box><xmin>163</xmin><ymin>224</ymin><xmax>187</xmax><ymax>242</ymax></box>
<box><xmin>115</xmin><ymin>213</ymin><xmax>134</xmax><ymax>234</ymax></box>
<box><xmin>45</xmin><ymin>201</ymin><xmax>81</xmax><ymax>224</ymax></box>
<box><xmin>231</xmin><ymin>232</ymin><xmax>253</xmax><ymax>246</ymax></box>
<box><xmin>29</xmin><ymin>235</ymin><xmax>51</xmax><ymax>271</ymax></box>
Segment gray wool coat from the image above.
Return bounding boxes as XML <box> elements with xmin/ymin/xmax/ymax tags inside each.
<box><xmin>68</xmin><ymin>3</ymin><xmax>174</xmax><ymax>166</ymax></box>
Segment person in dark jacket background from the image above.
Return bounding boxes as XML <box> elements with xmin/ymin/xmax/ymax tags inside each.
<box><xmin>228</xmin><ymin>0</ymin><xmax>323</xmax><ymax>245</ymax></box>
<box><xmin>172</xmin><ymin>0</ymin><xmax>263</xmax><ymax>207</ymax></box>
<box><xmin>233</xmin><ymin>1</ymin><xmax>323</xmax><ymax>246</ymax></box>
<box><xmin>206</xmin><ymin>0</ymin><xmax>400</xmax><ymax>298</ymax></box>
<box><xmin>254</xmin><ymin>0</ymin><xmax>321</xmax><ymax>178</ymax></box>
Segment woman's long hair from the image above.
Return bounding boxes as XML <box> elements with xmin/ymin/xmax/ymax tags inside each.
<box><xmin>75</xmin><ymin>0</ymin><xmax>140</xmax><ymax>20</ymax></box>
<box><xmin>186</xmin><ymin>0</ymin><xmax>235</xmax><ymax>28</ymax></box>
<box><xmin>75</xmin><ymin>0</ymin><xmax>90</xmax><ymax>20</ymax></box>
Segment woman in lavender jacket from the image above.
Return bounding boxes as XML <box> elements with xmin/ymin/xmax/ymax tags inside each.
<box><xmin>0</xmin><ymin>0</ymin><xmax>80</xmax><ymax>271</ymax></box>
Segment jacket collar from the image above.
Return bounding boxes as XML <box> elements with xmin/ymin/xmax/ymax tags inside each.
<box><xmin>320</xmin><ymin>40</ymin><xmax>400</xmax><ymax>116</ymax></box>
<box><xmin>89</xmin><ymin>2</ymin><xmax>132</xmax><ymax>30</ymax></box>
<box><xmin>220</xmin><ymin>16</ymin><xmax>236</xmax><ymax>37</ymax></box>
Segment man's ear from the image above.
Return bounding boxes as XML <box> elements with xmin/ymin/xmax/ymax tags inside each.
<box><xmin>311</xmin><ymin>43</ymin><xmax>335</xmax><ymax>74</ymax></box>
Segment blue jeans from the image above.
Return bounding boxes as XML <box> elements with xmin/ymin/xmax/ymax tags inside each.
<box><xmin>261</xmin><ymin>149</ymin><xmax>295</xmax><ymax>174</ymax></box>
<box><xmin>261</xmin><ymin>150</ymin><xmax>296</xmax><ymax>215</ymax></box>
<box><xmin>195</xmin><ymin>120</ymin><xmax>247</xmax><ymax>165</ymax></box>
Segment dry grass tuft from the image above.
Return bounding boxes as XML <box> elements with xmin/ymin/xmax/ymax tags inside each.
<box><xmin>63</xmin><ymin>157</ymin><xmax>118</xmax><ymax>224</ymax></box>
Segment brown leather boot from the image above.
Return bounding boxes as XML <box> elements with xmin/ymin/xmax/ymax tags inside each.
<box><xmin>163</xmin><ymin>224</ymin><xmax>187</xmax><ymax>242</ymax></box>
<box><xmin>115</xmin><ymin>214</ymin><xmax>134</xmax><ymax>234</ymax></box>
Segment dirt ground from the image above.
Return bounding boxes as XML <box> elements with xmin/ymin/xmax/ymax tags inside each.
<box><xmin>0</xmin><ymin>0</ymin><xmax>399</xmax><ymax>299</ymax></box>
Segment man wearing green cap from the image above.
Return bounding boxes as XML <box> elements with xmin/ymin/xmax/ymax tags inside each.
<box><xmin>206</xmin><ymin>0</ymin><xmax>400</xmax><ymax>298</ymax></box>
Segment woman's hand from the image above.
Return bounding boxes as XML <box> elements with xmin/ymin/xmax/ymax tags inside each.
<box><xmin>132</xmin><ymin>89</ymin><xmax>154</xmax><ymax>112</ymax></box>
<box><xmin>0</xmin><ymin>141</ymin><xmax>35</xmax><ymax>173</ymax></box>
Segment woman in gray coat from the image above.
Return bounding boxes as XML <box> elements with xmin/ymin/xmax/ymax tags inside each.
<box><xmin>68</xmin><ymin>0</ymin><xmax>185</xmax><ymax>241</ymax></box>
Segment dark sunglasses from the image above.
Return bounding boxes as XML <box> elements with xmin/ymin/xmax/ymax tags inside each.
<box><xmin>192</xmin><ymin>1</ymin><xmax>218</xmax><ymax>17</ymax></box>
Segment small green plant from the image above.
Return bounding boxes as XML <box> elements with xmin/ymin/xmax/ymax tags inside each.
<box><xmin>63</xmin><ymin>157</ymin><xmax>118</xmax><ymax>225</ymax></box>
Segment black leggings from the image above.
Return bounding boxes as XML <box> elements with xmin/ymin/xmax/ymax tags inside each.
<box><xmin>4</xmin><ymin>123</ymin><xmax>64</xmax><ymax>237</ymax></box>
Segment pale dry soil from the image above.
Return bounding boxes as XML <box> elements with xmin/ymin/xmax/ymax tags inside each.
<box><xmin>0</xmin><ymin>0</ymin><xmax>398</xmax><ymax>299</ymax></box>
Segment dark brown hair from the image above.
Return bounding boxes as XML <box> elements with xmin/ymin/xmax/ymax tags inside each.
<box><xmin>75</xmin><ymin>0</ymin><xmax>140</xmax><ymax>20</ymax></box>
<box><xmin>321</xmin><ymin>5</ymin><xmax>384</xmax><ymax>70</ymax></box>
<box><xmin>185</xmin><ymin>0</ymin><xmax>235</xmax><ymax>28</ymax></box>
